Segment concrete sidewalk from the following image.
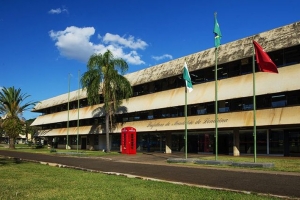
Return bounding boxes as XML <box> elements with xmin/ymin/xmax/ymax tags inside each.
<box><xmin>1</xmin><ymin>150</ymin><xmax>300</xmax><ymax>199</ymax></box>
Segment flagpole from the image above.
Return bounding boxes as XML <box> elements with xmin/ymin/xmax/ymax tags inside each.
<box><xmin>214</xmin><ymin>12</ymin><xmax>220</xmax><ymax>161</ymax></box>
<box><xmin>183</xmin><ymin>61</ymin><xmax>193</xmax><ymax>159</ymax></box>
<box><xmin>66</xmin><ymin>73</ymin><xmax>70</xmax><ymax>150</ymax></box>
<box><xmin>252</xmin><ymin>41</ymin><xmax>257</xmax><ymax>163</ymax></box>
<box><xmin>183</xmin><ymin>60</ymin><xmax>192</xmax><ymax>160</ymax></box>
<box><xmin>184</xmin><ymin>58</ymin><xmax>188</xmax><ymax>159</ymax></box>
<box><xmin>77</xmin><ymin>70</ymin><xmax>80</xmax><ymax>153</ymax></box>
<box><xmin>252</xmin><ymin>40</ymin><xmax>278</xmax><ymax>163</ymax></box>
<box><xmin>215</xmin><ymin>46</ymin><xmax>218</xmax><ymax>161</ymax></box>
<box><xmin>185</xmin><ymin>86</ymin><xmax>188</xmax><ymax>159</ymax></box>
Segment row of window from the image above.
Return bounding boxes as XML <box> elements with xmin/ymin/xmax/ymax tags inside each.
<box><xmin>40</xmin><ymin>45</ymin><xmax>300</xmax><ymax>116</ymax></box>
<box><xmin>40</xmin><ymin>90</ymin><xmax>300</xmax><ymax>130</ymax></box>
<box><xmin>132</xmin><ymin>45</ymin><xmax>300</xmax><ymax>96</ymax></box>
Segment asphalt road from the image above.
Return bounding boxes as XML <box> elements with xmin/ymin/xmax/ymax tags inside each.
<box><xmin>1</xmin><ymin>150</ymin><xmax>300</xmax><ymax>199</ymax></box>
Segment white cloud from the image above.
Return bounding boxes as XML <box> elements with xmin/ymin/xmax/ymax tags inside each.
<box><xmin>49</xmin><ymin>26</ymin><xmax>147</xmax><ymax>65</ymax></box>
<box><xmin>152</xmin><ymin>54</ymin><xmax>173</xmax><ymax>61</ymax></box>
<box><xmin>48</xmin><ymin>8</ymin><xmax>68</xmax><ymax>14</ymax></box>
<box><xmin>103</xmin><ymin>33</ymin><xmax>148</xmax><ymax>50</ymax></box>
<box><xmin>49</xmin><ymin>26</ymin><xmax>95</xmax><ymax>62</ymax></box>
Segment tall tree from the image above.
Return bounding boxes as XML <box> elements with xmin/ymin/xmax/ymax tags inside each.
<box><xmin>0</xmin><ymin>87</ymin><xmax>37</xmax><ymax>149</ymax></box>
<box><xmin>81</xmin><ymin>50</ymin><xmax>132</xmax><ymax>152</ymax></box>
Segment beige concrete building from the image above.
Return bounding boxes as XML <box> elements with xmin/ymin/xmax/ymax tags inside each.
<box><xmin>31</xmin><ymin>21</ymin><xmax>300</xmax><ymax>156</ymax></box>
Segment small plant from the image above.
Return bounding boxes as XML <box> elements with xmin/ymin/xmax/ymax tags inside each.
<box><xmin>50</xmin><ymin>148</ymin><xmax>57</xmax><ymax>153</ymax></box>
<box><xmin>31</xmin><ymin>143</ymin><xmax>43</xmax><ymax>149</ymax></box>
<box><xmin>27</xmin><ymin>141</ymin><xmax>33</xmax><ymax>147</ymax></box>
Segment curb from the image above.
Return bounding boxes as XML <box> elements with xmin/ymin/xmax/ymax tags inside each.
<box><xmin>167</xmin><ymin>158</ymin><xmax>275</xmax><ymax>168</ymax></box>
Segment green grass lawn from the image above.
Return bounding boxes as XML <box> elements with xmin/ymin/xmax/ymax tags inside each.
<box><xmin>0</xmin><ymin>157</ymin><xmax>280</xmax><ymax>200</ymax></box>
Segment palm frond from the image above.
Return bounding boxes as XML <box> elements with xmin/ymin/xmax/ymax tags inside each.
<box><xmin>0</xmin><ymin>87</ymin><xmax>37</xmax><ymax>118</ymax></box>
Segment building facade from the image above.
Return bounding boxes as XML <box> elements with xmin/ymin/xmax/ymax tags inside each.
<box><xmin>31</xmin><ymin>21</ymin><xmax>300</xmax><ymax>156</ymax></box>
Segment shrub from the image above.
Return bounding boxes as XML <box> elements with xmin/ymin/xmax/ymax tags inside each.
<box><xmin>50</xmin><ymin>148</ymin><xmax>57</xmax><ymax>153</ymax></box>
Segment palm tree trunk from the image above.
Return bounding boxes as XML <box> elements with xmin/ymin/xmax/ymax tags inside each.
<box><xmin>105</xmin><ymin>114</ymin><xmax>110</xmax><ymax>152</ymax></box>
<box><xmin>9</xmin><ymin>137</ymin><xmax>15</xmax><ymax>149</ymax></box>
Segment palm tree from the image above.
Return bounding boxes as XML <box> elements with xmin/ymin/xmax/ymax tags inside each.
<box><xmin>81</xmin><ymin>50</ymin><xmax>132</xmax><ymax>152</ymax></box>
<box><xmin>0</xmin><ymin>87</ymin><xmax>37</xmax><ymax>149</ymax></box>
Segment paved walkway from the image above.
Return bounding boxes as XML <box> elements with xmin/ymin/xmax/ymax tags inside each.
<box><xmin>1</xmin><ymin>150</ymin><xmax>300</xmax><ymax>199</ymax></box>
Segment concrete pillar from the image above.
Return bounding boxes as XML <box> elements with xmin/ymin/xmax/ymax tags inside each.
<box><xmin>165</xmin><ymin>132</ymin><xmax>172</xmax><ymax>154</ymax></box>
<box><xmin>233</xmin><ymin>128</ymin><xmax>240</xmax><ymax>156</ymax></box>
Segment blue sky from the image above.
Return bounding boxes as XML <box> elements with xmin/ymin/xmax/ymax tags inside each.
<box><xmin>0</xmin><ymin>0</ymin><xmax>299</xmax><ymax>120</ymax></box>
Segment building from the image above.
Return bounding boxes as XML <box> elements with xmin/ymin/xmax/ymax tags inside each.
<box><xmin>31</xmin><ymin>21</ymin><xmax>300</xmax><ymax>156</ymax></box>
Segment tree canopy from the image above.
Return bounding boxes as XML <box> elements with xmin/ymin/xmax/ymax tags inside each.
<box><xmin>0</xmin><ymin>87</ymin><xmax>37</xmax><ymax>148</ymax></box>
<box><xmin>81</xmin><ymin>50</ymin><xmax>132</xmax><ymax>152</ymax></box>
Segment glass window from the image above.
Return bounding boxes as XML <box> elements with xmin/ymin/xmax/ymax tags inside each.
<box><xmin>228</xmin><ymin>61</ymin><xmax>241</xmax><ymax>77</ymax></box>
<box><xmin>218</xmin><ymin>101</ymin><xmax>230</xmax><ymax>113</ymax></box>
<box><xmin>218</xmin><ymin>66</ymin><xmax>228</xmax><ymax>79</ymax></box>
<box><xmin>257</xmin><ymin>131</ymin><xmax>267</xmax><ymax>154</ymax></box>
<box><xmin>197</xmin><ymin>107</ymin><xmax>207</xmax><ymax>115</ymax></box>
<box><xmin>229</xmin><ymin>98</ymin><xmax>243</xmax><ymax>111</ymax></box>
<box><xmin>241</xmin><ymin>59</ymin><xmax>252</xmax><ymax>75</ymax></box>
<box><xmin>94</xmin><ymin>135</ymin><xmax>99</xmax><ymax>145</ymax></box>
<box><xmin>271</xmin><ymin>94</ymin><xmax>287</xmax><ymax>108</ymax></box>
<box><xmin>242</xmin><ymin>97</ymin><xmax>253</xmax><ymax>110</ymax></box>
<box><xmin>111</xmin><ymin>134</ymin><xmax>120</xmax><ymax>151</ymax></box>
<box><xmin>269</xmin><ymin>130</ymin><xmax>284</xmax><ymax>154</ymax></box>
<box><xmin>288</xmin><ymin>130</ymin><xmax>300</xmax><ymax>155</ymax></box>
<box><xmin>287</xmin><ymin>91</ymin><xmax>300</xmax><ymax>106</ymax></box>
<box><xmin>239</xmin><ymin>132</ymin><xmax>253</xmax><ymax>154</ymax></box>
<box><xmin>284</xmin><ymin>47</ymin><xmax>300</xmax><ymax>66</ymax></box>
<box><xmin>256</xmin><ymin>95</ymin><xmax>270</xmax><ymax>109</ymax></box>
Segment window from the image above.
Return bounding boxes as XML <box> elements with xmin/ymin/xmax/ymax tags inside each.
<box><xmin>162</xmin><ymin>108</ymin><xmax>170</xmax><ymax>118</ymax></box>
<box><xmin>287</xmin><ymin>91</ymin><xmax>300</xmax><ymax>106</ymax></box>
<box><xmin>241</xmin><ymin>63</ymin><xmax>252</xmax><ymax>75</ymax></box>
<box><xmin>218</xmin><ymin>101</ymin><xmax>230</xmax><ymax>113</ymax></box>
<box><xmin>228</xmin><ymin>61</ymin><xmax>241</xmax><ymax>77</ymax></box>
<box><xmin>242</xmin><ymin>97</ymin><xmax>253</xmax><ymax>110</ymax></box>
<box><xmin>148</xmin><ymin>115</ymin><xmax>154</xmax><ymax>120</ymax></box>
<box><xmin>218</xmin><ymin>66</ymin><xmax>228</xmax><ymax>79</ymax></box>
<box><xmin>170</xmin><ymin>107</ymin><xmax>179</xmax><ymax>117</ymax></box>
<box><xmin>256</xmin><ymin>96</ymin><xmax>270</xmax><ymax>109</ymax></box>
<box><xmin>197</xmin><ymin>108</ymin><xmax>207</xmax><ymax>115</ymax></box>
<box><xmin>206</xmin><ymin>103</ymin><xmax>215</xmax><ymax>114</ymax></box>
<box><xmin>271</xmin><ymin>94</ymin><xmax>287</xmax><ymax>108</ymax></box>
<box><xmin>284</xmin><ymin>47</ymin><xmax>300</xmax><ymax>66</ymax></box>
<box><xmin>153</xmin><ymin>110</ymin><xmax>162</xmax><ymax>119</ymax></box>
<box><xmin>229</xmin><ymin>99</ymin><xmax>243</xmax><ymax>111</ymax></box>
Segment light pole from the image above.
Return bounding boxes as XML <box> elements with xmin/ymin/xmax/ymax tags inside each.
<box><xmin>66</xmin><ymin>73</ymin><xmax>70</xmax><ymax>149</ymax></box>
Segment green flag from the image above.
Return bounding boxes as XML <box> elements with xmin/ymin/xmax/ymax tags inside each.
<box><xmin>183</xmin><ymin>62</ymin><xmax>193</xmax><ymax>93</ymax></box>
<box><xmin>214</xmin><ymin>14</ymin><xmax>222</xmax><ymax>48</ymax></box>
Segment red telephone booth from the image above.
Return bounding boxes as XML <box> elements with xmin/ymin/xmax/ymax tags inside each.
<box><xmin>121</xmin><ymin>127</ymin><xmax>136</xmax><ymax>154</ymax></box>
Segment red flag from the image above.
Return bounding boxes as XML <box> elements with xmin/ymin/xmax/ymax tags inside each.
<box><xmin>253</xmin><ymin>41</ymin><xmax>278</xmax><ymax>73</ymax></box>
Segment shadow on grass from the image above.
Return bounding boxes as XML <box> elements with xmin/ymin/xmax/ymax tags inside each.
<box><xmin>0</xmin><ymin>157</ymin><xmax>23</xmax><ymax>165</ymax></box>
